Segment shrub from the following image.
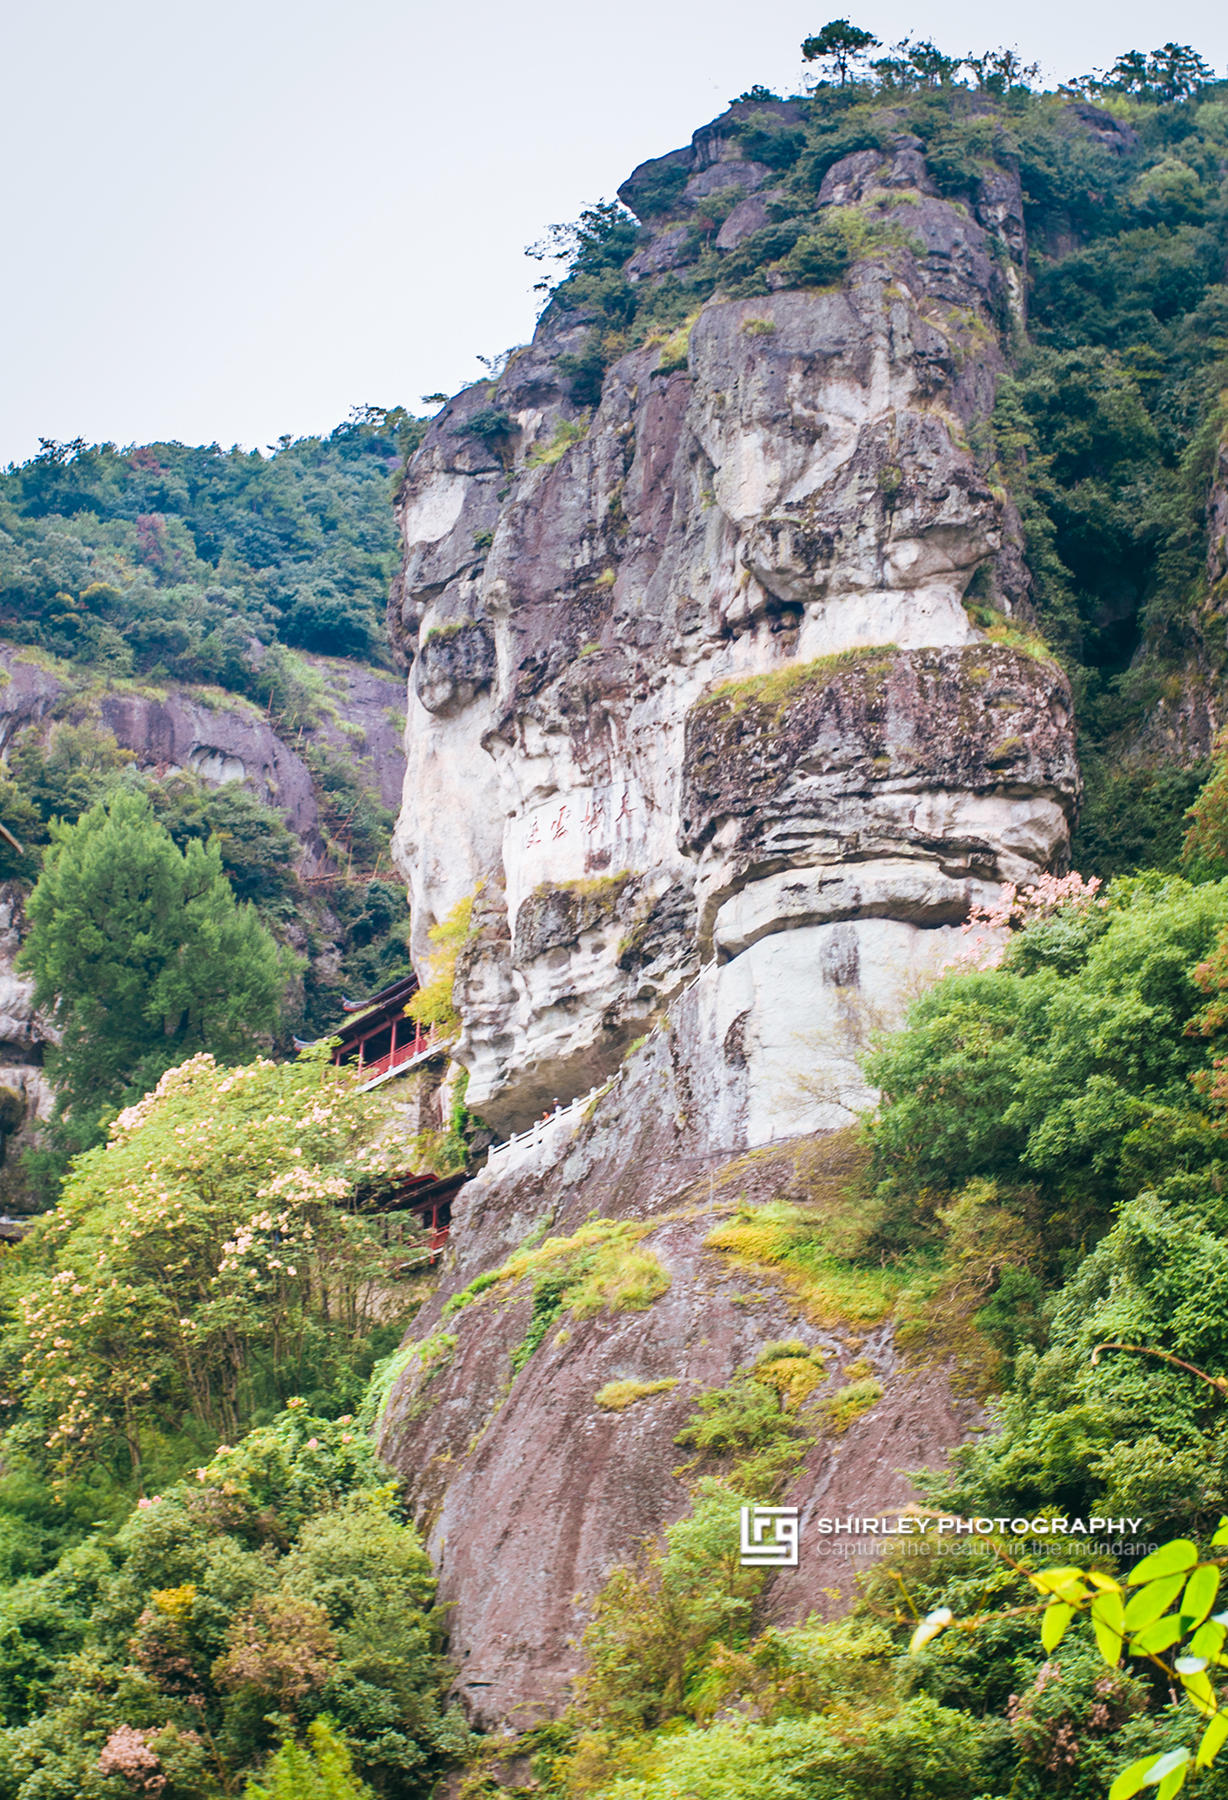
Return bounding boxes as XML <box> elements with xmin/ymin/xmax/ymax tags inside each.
<box><xmin>244</xmin><ymin>1718</ymin><xmax>376</xmax><ymax>1800</ymax></box>
<box><xmin>595</xmin><ymin>1379</ymin><xmax>679</xmax><ymax>1411</ymax></box>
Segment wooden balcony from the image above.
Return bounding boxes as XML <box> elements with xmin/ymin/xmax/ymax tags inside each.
<box><xmin>356</xmin><ymin>1022</ymin><xmax>442</xmax><ymax>1090</ymax></box>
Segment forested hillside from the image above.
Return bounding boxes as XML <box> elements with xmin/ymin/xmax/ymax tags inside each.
<box><xmin>0</xmin><ymin>409</ymin><xmax>424</xmax><ymax>1192</ymax></box>
<box><xmin>0</xmin><ymin>405</ymin><xmax>421</xmax><ymax>675</ymax></box>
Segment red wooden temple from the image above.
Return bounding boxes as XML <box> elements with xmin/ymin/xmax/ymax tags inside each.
<box><xmin>327</xmin><ymin>974</ymin><xmax>441</xmax><ymax>1087</ymax></box>
<box><xmin>296</xmin><ymin>977</ymin><xmax>467</xmax><ymax>1258</ymax></box>
<box><xmin>366</xmin><ymin>1168</ymin><xmax>467</xmax><ymax>1264</ymax></box>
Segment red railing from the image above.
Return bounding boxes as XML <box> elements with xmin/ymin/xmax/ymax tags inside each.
<box><xmin>358</xmin><ymin>1024</ymin><xmax>439</xmax><ymax>1084</ymax></box>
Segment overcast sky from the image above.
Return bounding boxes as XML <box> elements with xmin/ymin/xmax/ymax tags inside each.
<box><xmin>3</xmin><ymin>0</ymin><xmax>1227</xmax><ymax>466</ymax></box>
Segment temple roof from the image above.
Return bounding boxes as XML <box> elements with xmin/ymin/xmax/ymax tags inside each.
<box><xmin>324</xmin><ymin>972</ymin><xmax>421</xmax><ymax>1045</ymax></box>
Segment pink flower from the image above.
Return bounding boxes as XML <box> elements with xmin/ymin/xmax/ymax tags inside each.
<box><xmin>306</xmin><ymin>1437</ymin><xmax>319</xmax><ymax>1450</ymax></box>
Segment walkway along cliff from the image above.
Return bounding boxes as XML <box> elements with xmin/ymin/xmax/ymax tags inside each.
<box><xmin>377</xmin><ymin>95</ymin><xmax>1088</xmax><ymax>1727</ymax></box>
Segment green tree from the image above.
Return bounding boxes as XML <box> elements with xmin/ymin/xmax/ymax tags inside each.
<box><xmin>962</xmin><ymin>46</ymin><xmax>1042</xmax><ymax>93</ymax></box>
<box><xmin>801</xmin><ymin>19</ymin><xmax>880</xmax><ymax>85</ymax></box>
<box><xmin>0</xmin><ymin>1412</ymin><xmax>457</xmax><ymax>1796</ymax></box>
<box><xmin>2</xmin><ymin>1050</ymin><xmax>407</xmax><ymax>1475</ymax></box>
<box><xmin>1100</xmin><ymin>42</ymin><xmax>1213</xmax><ymax>101</ymax></box>
<box><xmin>20</xmin><ymin>789</ymin><xmax>293</xmax><ymax>1128</ymax></box>
<box><xmin>871</xmin><ymin>37</ymin><xmax>963</xmax><ymax>89</ymax></box>
<box><xmin>865</xmin><ymin>878</ymin><xmax>1228</xmax><ymax>1238</ymax></box>
<box><xmin>1183</xmin><ymin>731</ymin><xmax>1228</xmax><ymax>880</ymax></box>
<box><xmin>245</xmin><ymin>1719</ymin><xmax>376</xmax><ymax>1800</ymax></box>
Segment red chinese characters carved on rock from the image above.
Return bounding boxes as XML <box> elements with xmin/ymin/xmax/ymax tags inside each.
<box><xmin>522</xmin><ymin>791</ymin><xmax>634</xmax><ymax>852</ymax></box>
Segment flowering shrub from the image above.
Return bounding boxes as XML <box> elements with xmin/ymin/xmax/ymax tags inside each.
<box><xmin>98</xmin><ymin>1724</ymin><xmax>167</xmax><ymax>1794</ymax></box>
<box><xmin>2</xmin><ymin>1050</ymin><xmax>414</xmax><ymax>1482</ymax></box>
<box><xmin>958</xmin><ymin>871</ymin><xmax>1105</xmax><ymax>970</ymax></box>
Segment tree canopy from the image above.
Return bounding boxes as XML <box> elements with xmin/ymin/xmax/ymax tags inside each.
<box><xmin>21</xmin><ymin>789</ymin><xmax>292</xmax><ymax>1132</ymax></box>
<box><xmin>801</xmin><ymin>20</ymin><xmax>881</xmax><ymax>85</ymax></box>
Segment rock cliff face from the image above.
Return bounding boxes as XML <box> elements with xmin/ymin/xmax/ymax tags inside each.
<box><xmin>0</xmin><ymin>645</ymin><xmax>407</xmax><ymax>1203</ymax></box>
<box><xmin>380</xmin><ymin>101</ymin><xmax>1086</xmax><ymax>1730</ymax></box>
<box><xmin>0</xmin><ymin>645</ymin><xmax>406</xmax><ymax>862</ymax></box>
<box><xmin>378</xmin><ymin>1037</ymin><xmax>983</xmax><ymax>1730</ymax></box>
<box><xmin>390</xmin><ymin>103</ymin><xmax>1079</xmax><ymax>1139</ymax></box>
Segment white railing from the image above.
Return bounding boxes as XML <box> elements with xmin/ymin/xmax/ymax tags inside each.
<box><xmin>481</xmin><ymin>963</ymin><xmax>718</xmax><ymax>1171</ymax></box>
<box><xmin>486</xmin><ymin>1079</ymin><xmax>616</xmax><ymax>1169</ymax></box>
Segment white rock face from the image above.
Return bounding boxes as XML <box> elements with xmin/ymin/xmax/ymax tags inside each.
<box><xmin>389</xmin><ymin>117</ymin><xmax>1080</xmax><ymax>1141</ymax></box>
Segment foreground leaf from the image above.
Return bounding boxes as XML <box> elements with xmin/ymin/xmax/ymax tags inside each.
<box><xmin>1182</xmin><ymin>1563</ymin><xmax>1221</xmax><ymax>1629</ymax></box>
<box><xmin>1124</xmin><ymin>1573</ymin><xmax>1187</xmax><ymax>1630</ymax></box>
<box><xmin>1129</xmin><ymin>1542</ymin><xmax>1199</xmax><ymax>1585</ymax></box>
<box><xmin>1093</xmin><ymin>1588</ymin><xmax>1125</xmax><ymax>1665</ymax></box>
<box><xmin>1042</xmin><ymin>1599</ymin><xmax>1073</xmax><ymax>1653</ymax></box>
<box><xmin>1197</xmin><ymin>1711</ymin><xmax>1228</xmax><ymax>1768</ymax></box>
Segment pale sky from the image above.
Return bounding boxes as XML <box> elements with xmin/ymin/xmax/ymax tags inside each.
<box><xmin>3</xmin><ymin>0</ymin><xmax>1227</xmax><ymax>466</ymax></box>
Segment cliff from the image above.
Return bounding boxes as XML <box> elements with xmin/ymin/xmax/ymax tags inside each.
<box><xmin>0</xmin><ymin>642</ymin><xmax>407</xmax><ymax>1204</ymax></box>
<box><xmin>389</xmin><ymin>105</ymin><xmax>1080</xmax><ymax>1140</ymax></box>
<box><xmin>376</xmin><ymin>95</ymin><xmax>1098</xmax><ymax>1729</ymax></box>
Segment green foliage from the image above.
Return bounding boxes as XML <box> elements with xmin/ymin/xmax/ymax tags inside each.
<box><xmin>407</xmin><ymin>891</ymin><xmax>477</xmax><ymax>1034</ymax></box>
<box><xmin>801</xmin><ymin>21</ymin><xmax>881</xmax><ymax>87</ymax></box>
<box><xmin>526</xmin><ymin>417</ymin><xmax>590</xmax><ymax>467</ymax></box>
<box><xmin>871</xmin><ymin>37</ymin><xmax>964</xmax><ymax>92</ymax></box>
<box><xmin>817</xmin><ymin>1373</ymin><xmax>883</xmax><ymax>1433</ymax></box>
<box><xmin>245</xmin><ymin>1718</ymin><xmax>377</xmax><ymax>1799</ymax></box>
<box><xmin>699</xmin><ymin>644</ymin><xmax>898</xmax><ymax>714</ymax></box>
<box><xmin>866</xmin><ymin>877</ymin><xmax>1228</xmax><ymax>1237</ymax></box>
<box><xmin>774</xmin><ymin>210</ymin><xmax>864</xmax><ymax>287</ymax></box>
<box><xmin>0</xmin><ymin>410</ymin><xmax>422</xmax><ymax>686</ymax></box>
<box><xmin>9</xmin><ymin>720</ymin><xmax>135</xmax><ymax>829</ymax></box>
<box><xmin>0</xmin><ymin>1407</ymin><xmax>457</xmax><ymax>1798</ymax></box>
<box><xmin>704</xmin><ymin>1198</ymin><xmax>909</xmax><ymax>1325</ymax></box>
<box><xmin>675</xmin><ymin>1366</ymin><xmax>815</xmax><ymax>1500</ymax></box>
<box><xmin>580</xmin><ymin>1696</ymin><xmax>987</xmax><ymax>1799</ymax></box>
<box><xmin>456</xmin><ymin>406</ymin><xmax>512</xmax><ymax>445</ymax></box>
<box><xmin>359</xmin><ymin>1333</ymin><xmax>456</xmax><ymax>1431</ymax></box>
<box><xmin>904</xmin><ymin>1516</ymin><xmax>1228</xmax><ymax>1800</ymax></box>
<box><xmin>21</xmin><ymin>789</ymin><xmax>293</xmax><ymax>1132</ymax></box>
<box><xmin>1183</xmin><ymin>729</ymin><xmax>1228</xmax><ymax>879</ymax></box>
<box><xmin>1076</xmin><ymin>757</ymin><xmax>1210</xmax><ymax>880</ymax></box>
<box><xmin>576</xmin><ymin>1481</ymin><xmax>765</xmax><ymax>1731</ymax></box>
<box><xmin>439</xmin><ymin>1217</ymin><xmax>670</xmax><ymax>1386</ymax></box>
<box><xmin>1</xmin><ymin>1049</ymin><xmax>410</xmax><ymax>1481</ymax></box>
<box><xmin>303</xmin><ymin>745</ymin><xmax>397</xmax><ymax>873</ymax></box>
<box><xmin>1097</xmin><ymin>44</ymin><xmax>1215</xmax><ymax>103</ymax></box>
<box><xmin>594</xmin><ymin>1379</ymin><xmax>678</xmax><ymax>1411</ymax></box>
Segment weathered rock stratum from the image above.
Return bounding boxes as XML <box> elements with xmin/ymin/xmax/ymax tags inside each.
<box><xmin>390</xmin><ymin>101</ymin><xmax>1079</xmax><ymax>1139</ymax></box>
